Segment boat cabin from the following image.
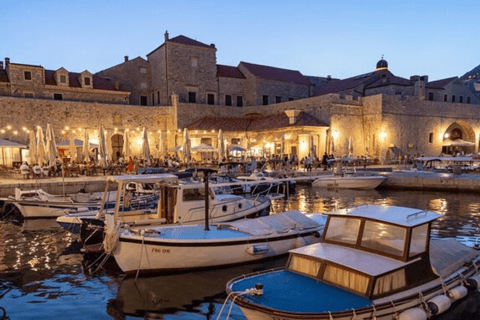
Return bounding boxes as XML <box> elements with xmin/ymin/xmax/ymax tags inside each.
<box><xmin>286</xmin><ymin>205</ymin><xmax>441</xmax><ymax>300</ymax></box>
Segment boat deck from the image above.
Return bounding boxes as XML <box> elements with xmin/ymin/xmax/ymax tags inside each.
<box><xmin>430</xmin><ymin>238</ymin><xmax>479</xmax><ymax>278</ymax></box>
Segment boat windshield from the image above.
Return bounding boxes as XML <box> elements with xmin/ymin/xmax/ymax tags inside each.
<box><xmin>287</xmin><ymin>255</ymin><xmax>322</xmax><ymax>277</ymax></box>
<box><xmin>324</xmin><ymin>217</ymin><xmax>361</xmax><ymax>245</ymax></box>
<box><xmin>360</xmin><ymin>220</ymin><xmax>406</xmax><ymax>257</ymax></box>
<box><xmin>409</xmin><ymin>223</ymin><xmax>428</xmax><ymax>257</ymax></box>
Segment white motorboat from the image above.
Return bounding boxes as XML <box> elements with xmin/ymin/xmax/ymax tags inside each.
<box><xmin>104</xmin><ymin>210</ymin><xmax>326</xmax><ymax>273</ymax></box>
<box><xmin>225</xmin><ymin>204</ymin><xmax>480</xmax><ymax>320</ymax></box>
<box><xmin>312</xmin><ymin>174</ymin><xmax>386</xmax><ymax>189</ymax></box>
<box><xmin>56</xmin><ymin>173</ymin><xmax>271</xmax><ymax>235</ymax></box>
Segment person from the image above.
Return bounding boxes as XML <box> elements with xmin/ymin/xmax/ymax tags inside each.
<box><xmin>20</xmin><ymin>162</ymin><xmax>29</xmax><ymax>179</ymax></box>
<box><xmin>127</xmin><ymin>157</ymin><xmax>134</xmax><ymax>173</ymax></box>
<box><xmin>322</xmin><ymin>152</ymin><xmax>328</xmax><ymax>171</ymax></box>
<box><xmin>33</xmin><ymin>163</ymin><xmax>42</xmax><ymax>178</ymax></box>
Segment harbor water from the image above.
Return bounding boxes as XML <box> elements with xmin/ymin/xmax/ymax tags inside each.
<box><xmin>1</xmin><ymin>185</ymin><xmax>480</xmax><ymax>319</ymax></box>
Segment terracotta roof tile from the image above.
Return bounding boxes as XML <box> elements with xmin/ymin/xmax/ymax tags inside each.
<box><xmin>426</xmin><ymin>76</ymin><xmax>458</xmax><ymax>89</ymax></box>
<box><xmin>186</xmin><ymin>112</ymin><xmax>327</xmax><ymax>132</ymax></box>
<box><xmin>169</xmin><ymin>35</ymin><xmax>213</xmax><ymax>49</ymax></box>
<box><xmin>240</xmin><ymin>61</ymin><xmax>309</xmax><ymax>85</ymax></box>
<box><xmin>217</xmin><ymin>64</ymin><xmax>245</xmax><ymax>79</ymax></box>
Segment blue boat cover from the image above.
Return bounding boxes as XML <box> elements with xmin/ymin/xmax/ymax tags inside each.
<box><xmin>231</xmin><ymin>270</ymin><xmax>372</xmax><ymax>313</ymax></box>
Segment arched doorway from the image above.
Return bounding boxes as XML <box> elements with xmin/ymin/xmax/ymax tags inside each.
<box><xmin>111</xmin><ymin>134</ymin><xmax>124</xmax><ymax>160</ymax></box>
<box><xmin>442</xmin><ymin>122</ymin><xmax>475</xmax><ymax>155</ymax></box>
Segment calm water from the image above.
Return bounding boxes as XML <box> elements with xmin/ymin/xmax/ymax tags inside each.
<box><xmin>2</xmin><ymin>185</ymin><xmax>480</xmax><ymax>319</ymax></box>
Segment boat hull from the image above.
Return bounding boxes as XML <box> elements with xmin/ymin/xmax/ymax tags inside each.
<box><xmin>6</xmin><ymin>200</ymin><xmax>93</xmax><ymax>219</ymax></box>
<box><xmin>113</xmin><ymin>230</ymin><xmax>321</xmax><ymax>273</ymax></box>
<box><xmin>312</xmin><ymin>175</ymin><xmax>386</xmax><ymax>189</ymax></box>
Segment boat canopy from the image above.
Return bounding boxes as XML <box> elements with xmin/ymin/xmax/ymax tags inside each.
<box><xmin>106</xmin><ymin>174</ymin><xmax>179</xmax><ymax>185</ymax></box>
<box><xmin>216</xmin><ymin>210</ymin><xmax>321</xmax><ymax>236</ymax></box>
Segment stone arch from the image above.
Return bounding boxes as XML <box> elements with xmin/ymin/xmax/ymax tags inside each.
<box><xmin>443</xmin><ymin>121</ymin><xmax>475</xmax><ymax>142</ymax></box>
<box><xmin>441</xmin><ymin>121</ymin><xmax>476</xmax><ymax>155</ymax></box>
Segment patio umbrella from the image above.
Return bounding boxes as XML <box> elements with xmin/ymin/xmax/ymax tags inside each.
<box><xmin>348</xmin><ymin>136</ymin><xmax>353</xmax><ymax>157</ymax></box>
<box><xmin>183</xmin><ymin>128</ymin><xmax>191</xmax><ymax>165</ymax></box>
<box><xmin>192</xmin><ymin>144</ymin><xmax>217</xmax><ymax>152</ymax></box>
<box><xmin>141</xmin><ymin>127</ymin><xmax>151</xmax><ymax>166</ymax></box>
<box><xmin>157</xmin><ymin>131</ymin><xmax>165</xmax><ymax>158</ymax></box>
<box><xmin>28</xmin><ymin>130</ymin><xmax>36</xmax><ymax>165</ymax></box>
<box><xmin>229</xmin><ymin>145</ymin><xmax>245</xmax><ymax>152</ymax></box>
<box><xmin>218</xmin><ymin>129</ymin><xmax>225</xmax><ymax>160</ymax></box>
<box><xmin>98</xmin><ymin>125</ymin><xmax>107</xmax><ymax>167</ymax></box>
<box><xmin>36</xmin><ymin>126</ymin><xmax>46</xmax><ymax>166</ymax></box>
<box><xmin>106</xmin><ymin>131</ymin><xmax>113</xmax><ymax>161</ymax></box>
<box><xmin>123</xmin><ymin>131</ymin><xmax>131</xmax><ymax>159</ymax></box>
<box><xmin>45</xmin><ymin>124</ymin><xmax>57</xmax><ymax>167</ymax></box>
<box><xmin>69</xmin><ymin>133</ymin><xmax>77</xmax><ymax>162</ymax></box>
<box><xmin>280</xmin><ymin>134</ymin><xmax>285</xmax><ymax>157</ymax></box>
<box><xmin>82</xmin><ymin>130</ymin><xmax>90</xmax><ymax>162</ymax></box>
<box><xmin>168</xmin><ymin>145</ymin><xmax>183</xmax><ymax>152</ymax></box>
<box><xmin>330</xmin><ymin>135</ymin><xmax>335</xmax><ymax>153</ymax></box>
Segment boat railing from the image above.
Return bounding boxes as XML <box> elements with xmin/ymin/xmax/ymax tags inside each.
<box><xmin>406</xmin><ymin>210</ymin><xmax>429</xmax><ymax>220</ymax></box>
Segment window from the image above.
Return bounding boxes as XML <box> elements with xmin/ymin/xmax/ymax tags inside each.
<box><xmin>323</xmin><ymin>265</ymin><xmax>370</xmax><ymax>295</ymax></box>
<box><xmin>236</xmin><ymin>96</ymin><xmax>243</xmax><ymax>107</ymax></box>
<box><xmin>188</xmin><ymin>92</ymin><xmax>196</xmax><ymax>103</ymax></box>
<box><xmin>24</xmin><ymin>93</ymin><xmax>34</xmax><ymax>98</ymax></box>
<box><xmin>207</xmin><ymin>93</ymin><xmax>215</xmax><ymax>105</ymax></box>
<box><xmin>444</xmin><ymin>94</ymin><xmax>448</xmax><ymax>102</ymax></box>
<box><xmin>452</xmin><ymin>95</ymin><xmax>456</xmax><ymax>102</ymax></box>
<box><xmin>276</xmin><ymin>96</ymin><xmax>282</xmax><ymax>103</ymax></box>
<box><xmin>231</xmin><ymin>138</ymin><xmax>241</xmax><ymax>145</ymax></box>
<box><xmin>60</xmin><ymin>75</ymin><xmax>67</xmax><ymax>83</ymax></box>
<box><xmin>182</xmin><ymin>188</ymin><xmax>206</xmax><ymax>201</ymax></box>
<box><xmin>429</xmin><ymin>132</ymin><xmax>433</xmax><ymax>143</ymax></box>
<box><xmin>289</xmin><ymin>98</ymin><xmax>294</xmax><ymax>101</ymax></box>
<box><xmin>152</xmin><ymin>93</ymin><xmax>154</xmax><ymax>105</ymax></box>
<box><xmin>53</xmin><ymin>93</ymin><xmax>63</xmax><ymax>100</ymax></box>
<box><xmin>225</xmin><ymin>95</ymin><xmax>232</xmax><ymax>106</ymax></box>
<box><xmin>324</xmin><ymin>217</ymin><xmax>361</xmax><ymax>245</ymax></box>
<box><xmin>84</xmin><ymin>77</ymin><xmax>91</xmax><ymax>86</ymax></box>
<box><xmin>409</xmin><ymin>224</ymin><xmax>428</xmax><ymax>257</ymax></box>
<box><xmin>459</xmin><ymin>96</ymin><xmax>463</xmax><ymax>103</ymax></box>
<box><xmin>140</xmin><ymin>82</ymin><xmax>147</xmax><ymax>89</ymax></box>
<box><xmin>139</xmin><ymin>67</ymin><xmax>147</xmax><ymax>74</ymax></box>
<box><xmin>157</xmin><ymin>91</ymin><xmax>160</xmax><ymax>105</ymax></box>
<box><xmin>428</xmin><ymin>92</ymin><xmax>433</xmax><ymax>101</ymax></box>
<box><xmin>191</xmin><ymin>57</ymin><xmax>198</xmax><ymax>67</ymax></box>
<box><xmin>467</xmin><ymin>97</ymin><xmax>471</xmax><ymax>104</ymax></box>
<box><xmin>24</xmin><ymin>71</ymin><xmax>32</xmax><ymax>80</ymax></box>
<box><xmin>140</xmin><ymin>96</ymin><xmax>147</xmax><ymax>106</ymax></box>
<box><xmin>373</xmin><ymin>269</ymin><xmax>406</xmax><ymax>296</ymax></box>
<box><xmin>262</xmin><ymin>95</ymin><xmax>269</xmax><ymax>105</ymax></box>
<box><xmin>361</xmin><ymin>221</ymin><xmax>406</xmax><ymax>257</ymax></box>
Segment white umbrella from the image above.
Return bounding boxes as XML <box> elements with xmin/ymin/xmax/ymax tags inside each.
<box><xmin>141</xmin><ymin>127</ymin><xmax>151</xmax><ymax>166</ymax></box>
<box><xmin>36</xmin><ymin>126</ymin><xmax>46</xmax><ymax>166</ymax></box>
<box><xmin>218</xmin><ymin>129</ymin><xmax>225</xmax><ymax>160</ymax></box>
<box><xmin>280</xmin><ymin>134</ymin><xmax>285</xmax><ymax>157</ymax></box>
<box><xmin>46</xmin><ymin>124</ymin><xmax>57</xmax><ymax>167</ymax></box>
<box><xmin>123</xmin><ymin>131</ymin><xmax>131</xmax><ymax>159</ymax></box>
<box><xmin>348</xmin><ymin>136</ymin><xmax>353</xmax><ymax>157</ymax></box>
<box><xmin>330</xmin><ymin>135</ymin><xmax>335</xmax><ymax>154</ymax></box>
<box><xmin>183</xmin><ymin>128</ymin><xmax>191</xmax><ymax>165</ymax></box>
<box><xmin>28</xmin><ymin>130</ymin><xmax>36</xmax><ymax>165</ymax></box>
<box><xmin>192</xmin><ymin>144</ymin><xmax>217</xmax><ymax>152</ymax></box>
<box><xmin>82</xmin><ymin>130</ymin><xmax>90</xmax><ymax>162</ymax></box>
<box><xmin>157</xmin><ymin>131</ymin><xmax>165</xmax><ymax>158</ymax></box>
<box><xmin>168</xmin><ymin>145</ymin><xmax>183</xmax><ymax>152</ymax></box>
<box><xmin>99</xmin><ymin>125</ymin><xmax>107</xmax><ymax>167</ymax></box>
<box><xmin>106</xmin><ymin>130</ymin><xmax>113</xmax><ymax>161</ymax></box>
<box><xmin>69</xmin><ymin>134</ymin><xmax>77</xmax><ymax>162</ymax></box>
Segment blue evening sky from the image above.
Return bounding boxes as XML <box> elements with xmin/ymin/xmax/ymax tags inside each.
<box><xmin>2</xmin><ymin>0</ymin><xmax>478</xmax><ymax>81</ymax></box>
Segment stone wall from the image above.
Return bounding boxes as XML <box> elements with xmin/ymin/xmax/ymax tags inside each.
<box><xmin>218</xmin><ymin>76</ymin><xmax>246</xmax><ymax>106</ymax></box>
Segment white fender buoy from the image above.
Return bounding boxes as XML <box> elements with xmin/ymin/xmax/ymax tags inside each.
<box><xmin>398</xmin><ymin>307</ymin><xmax>427</xmax><ymax>320</ymax></box>
<box><xmin>448</xmin><ymin>285</ymin><xmax>468</xmax><ymax>301</ymax></box>
<box><xmin>427</xmin><ymin>295</ymin><xmax>451</xmax><ymax>315</ymax></box>
<box><xmin>246</xmin><ymin>244</ymin><xmax>269</xmax><ymax>255</ymax></box>
<box><xmin>466</xmin><ymin>274</ymin><xmax>480</xmax><ymax>291</ymax></box>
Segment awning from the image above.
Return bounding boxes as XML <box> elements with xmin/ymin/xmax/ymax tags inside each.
<box><xmin>442</xmin><ymin>139</ymin><xmax>475</xmax><ymax>147</ymax></box>
<box><xmin>0</xmin><ymin>139</ymin><xmax>27</xmax><ymax>148</ymax></box>
<box><xmin>229</xmin><ymin>145</ymin><xmax>245</xmax><ymax>152</ymax></box>
<box><xmin>168</xmin><ymin>145</ymin><xmax>183</xmax><ymax>152</ymax></box>
<box><xmin>57</xmin><ymin>139</ymin><xmax>99</xmax><ymax>148</ymax></box>
<box><xmin>191</xmin><ymin>144</ymin><xmax>216</xmax><ymax>152</ymax></box>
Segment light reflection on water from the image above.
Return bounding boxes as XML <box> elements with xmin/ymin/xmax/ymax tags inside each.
<box><xmin>1</xmin><ymin>185</ymin><xmax>480</xmax><ymax>319</ymax></box>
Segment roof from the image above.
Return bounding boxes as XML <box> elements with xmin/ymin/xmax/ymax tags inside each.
<box><xmin>291</xmin><ymin>242</ymin><xmax>413</xmax><ymax>277</ymax></box>
<box><xmin>240</xmin><ymin>61</ymin><xmax>309</xmax><ymax>85</ymax></box>
<box><xmin>313</xmin><ymin>69</ymin><xmax>412</xmax><ymax>96</ymax></box>
<box><xmin>186</xmin><ymin>111</ymin><xmax>327</xmax><ymax>131</ymax></box>
<box><xmin>426</xmin><ymin>76</ymin><xmax>458</xmax><ymax>89</ymax></box>
<box><xmin>328</xmin><ymin>204</ymin><xmax>440</xmax><ymax>227</ymax></box>
<box><xmin>107</xmin><ymin>174</ymin><xmax>179</xmax><ymax>184</ymax></box>
<box><xmin>0</xmin><ymin>139</ymin><xmax>27</xmax><ymax>148</ymax></box>
<box><xmin>168</xmin><ymin>35</ymin><xmax>214</xmax><ymax>49</ymax></box>
<box><xmin>217</xmin><ymin>64</ymin><xmax>245</xmax><ymax>79</ymax></box>
<box><xmin>44</xmin><ymin>70</ymin><xmax>118</xmax><ymax>91</ymax></box>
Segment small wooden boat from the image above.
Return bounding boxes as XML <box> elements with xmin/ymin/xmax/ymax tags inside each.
<box><xmin>104</xmin><ymin>210</ymin><xmax>326</xmax><ymax>273</ymax></box>
<box><xmin>312</xmin><ymin>174</ymin><xmax>386</xmax><ymax>189</ymax></box>
<box><xmin>225</xmin><ymin>204</ymin><xmax>480</xmax><ymax>320</ymax></box>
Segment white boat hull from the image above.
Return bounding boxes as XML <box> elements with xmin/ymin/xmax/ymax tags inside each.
<box><xmin>312</xmin><ymin>175</ymin><xmax>386</xmax><ymax>189</ymax></box>
<box><xmin>113</xmin><ymin>231</ymin><xmax>321</xmax><ymax>273</ymax></box>
<box><xmin>7</xmin><ymin>201</ymin><xmax>92</xmax><ymax>219</ymax></box>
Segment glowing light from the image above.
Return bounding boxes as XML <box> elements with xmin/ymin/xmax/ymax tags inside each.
<box><xmin>22</xmin><ymin>127</ymin><xmax>27</xmax><ymax>131</ymax></box>
<box><xmin>65</xmin><ymin>126</ymin><xmax>69</xmax><ymax>130</ymax></box>
<box><xmin>167</xmin><ymin>130</ymin><xmax>170</xmax><ymax>134</ymax></box>
<box><xmin>78</xmin><ymin>128</ymin><xmax>82</xmax><ymax>131</ymax></box>
<box><xmin>6</xmin><ymin>125</ymin><xmax>11</xmax><ymax>130</ymax></box>
<box><xmin>380</xmin><ymin>131</ymin><xmax>387</xmax><ymax>139</ymax></box>
<box><xmin>212</xmin><ymin>129</ymin><xmax>215</xmax><ymax>133</ymax></box>
<box><xmin>61</xmin><ymin>130</ymin><xmax>65</xmax><ymax>134</ymax></box>
<box><xmin>13</xmin><ymin>131</ymin><xmax>18</xmax><ymax>135</ymax></box>
<box><xmin>136</xmin><ymin>127</ymin><xmax>140</xmax><ymax>131</ymax></box>
<box><xmin>195</xmin><ymin>130</ymin><xmax>198</xmax><ymax>134</ymax></box>
<box><xmin>332</xmin><ymin>130</ymin><xmax>339</xmax><ymax>139</ymax></box>
<box><xmin>125</xmin><ymin>129</ymin><xmax>129</xmax><ymax>132</ymax></box>
<box><xmin>137</xmin><ymin>138</ymin><xmax>143</xmax><ymax>146</ymax></box>
<box><xmin>203</xmin><ymin>130</ymin><xmax>206</xmax><ymax>134</ymax></box>
<box><xmin>72</xmin><ymin>130</ymin><xmax>76</xmax><ymax>133</ymax></box>
<box><xmin>0</xmin><ymin>130</ymin><xmax>4</xmax><ymax>133</ymax></box>
<box><xmin>114</xmin><ymin>128</ymin><xmax>118</xmax><ymax>131</ymax></box>
<box><xmin>444</xmin><ymin>133</ymin><xmax>450</xmax><ymax>139</ymax></box>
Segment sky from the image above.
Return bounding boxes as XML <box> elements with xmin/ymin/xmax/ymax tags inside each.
<box><xmin>2</xmin><ymin>0</ymin><xmax>479</xmax><ymax>81</ymax></box>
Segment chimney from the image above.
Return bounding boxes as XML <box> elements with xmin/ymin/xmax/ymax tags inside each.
<box><xmin>124</xmin><ymin>55</ymin><xmax>129</xmax><ymax>62</ymax></box>
<box><xmin>164</xmin><ymin>30</ymin><xmax>169</xmax><ymax>42</ymax></box>
<box><xmin>0</xmin><ymin>61</ymin><xmax>3</xmax><ymax>70</ymax></box>
<box><xmin>5</xmin><ymin>57</ymin><xmax>10</xmax><ymax>65</ymax></box>
<box><xmin>210</xmin><ymin>43</ymin><xmax>216</xmax><ymax>48</ymax></box>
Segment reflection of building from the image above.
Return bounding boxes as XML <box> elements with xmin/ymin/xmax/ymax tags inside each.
<box><xmin>2</xmin><ymin>33</ymin><xmax>480</xmax><ymax>165</ymax></box>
